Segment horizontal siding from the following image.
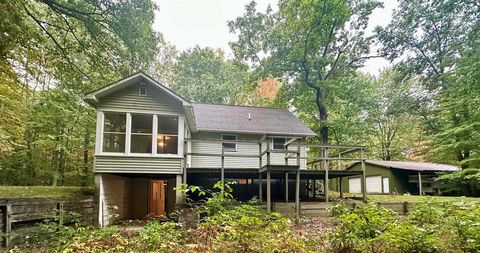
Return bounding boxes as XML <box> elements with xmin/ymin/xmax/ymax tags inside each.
<box><xmin>95</xmin><ymin>155</ymin><xmax>181</xmax><ymax>174</ymax></box>
<box><xmin>189</xmin><ymin>132</ymin><xmax>307</xmax><ymax>169</ymax></box>
<box><xmin>98</xmin><ymin>82</ymin><xmax>183</xmax><ymax>114</ymax></box>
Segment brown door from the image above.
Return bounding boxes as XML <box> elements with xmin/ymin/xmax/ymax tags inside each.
<box><xmin>149</xmin><ymin>179</ymin><xmax>166</xmax><ymax>216</ymax></box>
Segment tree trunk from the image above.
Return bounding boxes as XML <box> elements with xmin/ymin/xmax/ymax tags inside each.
<box><xmin>315</xmin><ymin>88</ymin><xmax>328</xmax><ymax>144</ymax></box>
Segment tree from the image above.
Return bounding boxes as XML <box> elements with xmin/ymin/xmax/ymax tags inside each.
<box><xmin>0</xmin><ymin>0</ymin><xmax>160</xmax><ymax>186</ymax></box>
<box><xmin>171</xmin><ymin>46</ymin><xmax>249</xmax><ymax>104</ymax></box>
<box><xmin>376</xmin><ymin>0</ymin><xmax>479</xmax><ymax>89</ymax></box>
<box><xmin>229</xmin><ymin>0</ymin><xmax>382</xmax><ymax>144</ymax></box>
<box><xmin>235</xmin><ymin>76</ymin><xmax>281</xmax><ymax>106</ymax></box>
<box><xmin>377</xmin><ymin>0</ymin><xmax>480</xmax><ymax>166</ymax></box>
<box><xmin>364</xmin><ymin>70</ymin><xmax>423</xmax><ymax>161</ymax></box>
<box><xmin>1</xmin><ymin>0</ymin><xmax>159</xmax><ymax>91</ymax></box>
<box><xmin>431</xmin><ymin>46</ymin><xmax>480</xmax><ymax>168</ymax></box>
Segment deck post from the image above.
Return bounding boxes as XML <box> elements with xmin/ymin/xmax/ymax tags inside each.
<box><xmin>259</xmin><ymin>173</ymin><xmax>263</xmax><ymax>201</ymax></box>
<box><xmin>258</xmin><ymin>139</ymin><xmax>262</xmax><ymax>168</ymax></box>
<box><xmin>285</xmin><ymin>173</ymin><xmax>289</xmax><ymax>203</ymax></box>
<box><xmin>418</xmin><ymin>172</ymin><xmax>423</xmax><ymax>195</ymax></box>
<box><xmin>267</xmin><ymin>170</ymin><xmax>271</xmax><ymax>212</ymax></box>
<box><xmin>183</xmin><ymin>156</ymin><xmax>188</xmax><ymax>185</ymax></box>
<box><xmin>313</xmin><ymin>179</ymin><xmax>316</xmax><ymax>200</ymax></box>
<box><xmin>323</xmin><ymin>147</ymin><xmax>329</xmax><ymax>203</ymax></box>
<box><xmin>295</xmin><ymin>170</ymin><xmax>300</xmax><ymax>219</ymax></box>
<box><xmin>4</xmin><ymin>204</ymin><xmax>11</xmax><ymax>248</ymax></box>
<box><xmin>221</xmin><ymin>144</ymin><xmax>225</xmax><ymax>195</ymax></box>
<box><xmin>339</xmin><ymin>177</ymin><xmax>344</xmax><ymax>198</ymax></box>
<box><xmin>361</xmin><ymin>148</ymin><xmax>367</xmax><ymax>202</ymax></box>
<box><xmin>266</xmin><ymin>137</ymin><xmax>271</xmax><ymax>166</ymax></box>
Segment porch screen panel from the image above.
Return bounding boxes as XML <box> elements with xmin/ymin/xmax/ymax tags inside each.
<box><xmin>157</xmin><ymin>116</ymin><xmax>178</xmax><ymax>154</ymax></box>
<box><xmin>103</xmin><ymin>113</ymin><xmax>126</xmax><ymax>152</ymax></box>
<box><xmin>131</xmin><ymin>114</ymin><xmax>153</xmax><ymax>153</ymax></box>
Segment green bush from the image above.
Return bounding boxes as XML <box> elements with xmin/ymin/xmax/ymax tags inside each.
<box><xmin>139</xmin><ymin>221</ymin><xmax>186</xmax><ymax>251</ymax></box>
<box><xmin>327</xmin><ymin>203</ymin><xmax>396</xmax><ymax>252</ymax></box>
<box><xmin>327</xmin><ymin>201</ymin><xmax>480</xmax><ymax>253</ymax></box>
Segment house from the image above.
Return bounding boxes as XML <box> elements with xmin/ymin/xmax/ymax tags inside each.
<box><xmin>84</xmin><ymin>72</ymin><xmax>366</xmax><ymax>226</ymax></box>
<box><xmin>342</xmin><ymin>160</ymin><xmax>459</xmax><ymax>195</ymax></box>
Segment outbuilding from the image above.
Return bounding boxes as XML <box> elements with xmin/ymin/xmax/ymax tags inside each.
<box><xmin>342</xmin><ymin>160</ymin><xmax>459</xmax><ymax>195</ymax></box>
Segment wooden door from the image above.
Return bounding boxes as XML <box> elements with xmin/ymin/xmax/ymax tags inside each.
<box><xmin>149</xmin><ymin>179</ymin><xmax>166</xmax><ymax>216</ymax></box>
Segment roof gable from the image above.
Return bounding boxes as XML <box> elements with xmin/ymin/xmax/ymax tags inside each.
<box><xmin>84</xmin><ymin>72</ymin><xmax>190</xmax><ymax>107</ymax></box>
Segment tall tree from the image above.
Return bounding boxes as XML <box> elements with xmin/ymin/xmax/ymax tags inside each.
<box><xmin>171</xmin><ymin>46</ymin><xmax>249</xmax><ymax>104</ymax></box>
<box><xmin>229</xmin><ymin>0</ymin><xmax>382</xmax><ymax>144</ymax></box>
<box><xmin>377</xmin><ymin>0</ymin><xmax>480</xmax><ymax>166</ymax></box>
<box><xmin>1</xmin><ymin>0</ymin><xmax>159</xmax><ymax>91</ymax></box>
<box><xmin>364</xmin><ymin>70</ymin><xmax>423</xmax><ymax>161</ymax></box>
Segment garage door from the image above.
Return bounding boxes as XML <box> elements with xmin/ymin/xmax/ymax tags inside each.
<box><xmin>366</xmin><ymin>176</ymin><xmax>382</xmax><ymax>193</ymax></box>
<box><xmin>348</xmin><ymin>177</ymin><xmax>361</xmax><ymax>193</ymax></box>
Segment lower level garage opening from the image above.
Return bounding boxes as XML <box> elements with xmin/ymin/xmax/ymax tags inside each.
<box><xmin>96</xmin><ymin>173</ymin><xmax>178</xmax><ymax>226</ymax></box>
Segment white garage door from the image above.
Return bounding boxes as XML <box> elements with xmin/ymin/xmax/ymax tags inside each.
<box><xmin>382</xmin><ymin>177</ymin><xmax>390</xmax><ymax>193</ymax></box>
<box><xmin>348</xmin><ymin>177</ymin><xmax>361</xmax><ymax>193</ymax></box>
<box><xmin>366</xmin><ymin>176</ymin><xmax>382</xmax><ymax>193</ymax></box>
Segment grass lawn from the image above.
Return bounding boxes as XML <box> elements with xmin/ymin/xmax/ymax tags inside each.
<box><xmin>330</xmin><ymin>191</ymin><xmax>480</xmax><ymax>203</ymax></box>
<box><xmin>0</xmin><ymin>186</ymin><xmax>93</xmax><ymax>199</ymax></box>
<box><xmin>367</xmin><ymin>194</ymin><xmax>480</xmax><ymax>203</ymax></box>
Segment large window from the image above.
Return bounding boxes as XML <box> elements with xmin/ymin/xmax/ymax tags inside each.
<box><xmin>103</xmin><ymin>113</ymin><xmax>126</xmax><ymax>152</ymax></box>
<box><xmin>101</xmin><ymin>113</ymin><xmax>179</xmax><ymax>155</ymax></box>
<box><xmin>157</xmin><ymin>116</ymin><xmax>178</xmax><ymax>154</ymax></box>
<box><xmin>272</xmin><ymin>137</ymin><xmax>286</xmax><ymax>150</ymax></box>
<box><xmin>131</xmin><ymin>114</ymin><xmax>153</xmax><ymax>153</ymax></box>
<box><xmin>222</xmin><ymin>134</ymin><xmax>237</xmax><ymax>152</ymax></box>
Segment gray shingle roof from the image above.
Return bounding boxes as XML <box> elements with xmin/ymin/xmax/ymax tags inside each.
<box><xmin>351</xmin><ymin>160</ymin><xmax>460</xmax><ymax>172</ymax></box>
<box><xmin>192</xmin><ymin>103</ymin><xmax>316</xmax><ymax>136</ymax></box>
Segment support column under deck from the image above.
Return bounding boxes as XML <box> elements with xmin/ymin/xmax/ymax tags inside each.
<box><xmin>418</xmin><ymin>172</ymin><xmax>423</xmax><ymax>195</ymax></box>
<box><xmin>295</xmin><ymin>171</ymin><xmax>300</xmax><ymax>219</ymax></box>
<box><xmin>267</xmin><ymin>170</ymin><xmax>271</xmax><ymax>212</ymax></box>
<box><xmin>285</xmin><ymin>172</ymin><xmax>289</xmax><ymax>203</ymax></box>
<box><xmin>259</xmin><ymin>173</ymin><xmax>263</xmax><ymax>201</ymax></box>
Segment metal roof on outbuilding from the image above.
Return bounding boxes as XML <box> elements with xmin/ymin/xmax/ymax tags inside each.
<box><xmin>192</xmin><ymin>103</ymin><xmax>316</xmax><ymax>136</ymax></box>
<box><xmin>347</xmin><ymin>160</ymin><xmax>460</xmax><ymax>172</ymax></box>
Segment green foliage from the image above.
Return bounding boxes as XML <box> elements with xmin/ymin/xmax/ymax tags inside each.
<box><xmin>328</xmin><ymin>201</ymin><xmax>480</xmax><ymax>253</ymax></box>
<box><xmin>0</xmin><ymin>186</ymin><xmax>91</xmax><ymax>198</ymax></box>
<box><xmin>437</xmin><ymin>169</ymin><xmax>480</xmax><ymax>196</ymax></box>
<box><xmin>328</xmin><ymin>203</ymin><xmax>396</xmax><ymax>252</ymax></box>
<box><xmin>139</xmin><ymin>221</ymin><xmax>186</xmax><ymax>251</ymax></box>
<box><xmin>229</xmin><ymin>0</ymin><xmax>382</xmax><ymax>143</ymax></box>
<box><xmin>171</xmin><ymin>46</ymin><xmax>249</xmax><ymax>104</ymax></box>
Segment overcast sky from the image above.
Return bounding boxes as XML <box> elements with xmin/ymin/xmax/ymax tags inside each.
<box><xmin>153</xmin><ymin>0</ymin><xmax>398</xmax><ymax>76</ymax></box>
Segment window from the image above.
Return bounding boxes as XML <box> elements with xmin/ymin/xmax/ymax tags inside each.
<box><xmin>238</xmin><ymin>179</ymin><xmax>253</xmax><ymax>184</ymax></box>
<box><xmin>139</xmin><ymin>86</ymin><xmax>147</xmax><ymax>96</ymax></box>
<box><xmin>131</xmin><ymin>114</ymin><xmax>153</xmax><ymax>153</ymax></box>
<box><xmin>222</xmin><ymin>134</ymin><xmax>237</xmax><ymax>151</ymax></box>
<box><xmin>157</xmin><ymin>116</ymin><xmax>178</xmax><ymax>154</ymax></box>
<box><xmin>272</xmin><ymin>137</ymin><xmax>286</xmax><ymax>150</ymax></box>
<box><xmin>103</xmin><ymin>113</ymin><xmax>126</xmax><ymax>152</ymax></box>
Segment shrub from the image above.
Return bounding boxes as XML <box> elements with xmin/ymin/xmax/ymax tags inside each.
<box><xmin>377</xmin><ymin>221</ymin><xmax>440</xmax><ymax>253</ymax></box>
<box><xmin>139</xmin><ymin>221</ymin><xmax>186</xmax><ymax>251</ymax></box>
<box><xmin>327</xmin><ymin>203</ymin><xmax>396</xmax><ymax>252</ymax></box>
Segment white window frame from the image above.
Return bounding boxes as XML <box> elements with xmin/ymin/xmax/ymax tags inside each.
<box><xmin>271</xmin><ymin>137</ymin><xmax>286</xmax><ymax>150</ymax></box>
<box><xmin>222</xmin><ymin>134</ymin><xmax>237</xmax><ymax>152</ymax></box>
<box><xmin>101</xmin><ymin>112</ymin><xmax>127</xmax><ymax>155</ymax></box>
<box><xmin>129</xmin><ymin>113</ymin><xmax>154</xmax><ymax>155</ymax></box>
<box><xmin>139</xmin><ymin>86</ymin><xmax>147</xmax><ymax>96</ymax></box>
<box><xmin>96</xmin><ymin>110</ymin><xmax>183</xmax><ymax>158</ymax></box>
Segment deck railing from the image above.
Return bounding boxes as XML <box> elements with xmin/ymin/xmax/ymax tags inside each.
<box><xmin>183</xmin><ymin>136</ymin><xmax>368</xmax><ymax>208</ymax></box>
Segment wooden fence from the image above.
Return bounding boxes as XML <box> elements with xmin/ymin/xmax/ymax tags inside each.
<box><xmin>0</xmin><ymin>197</ymin><xmax>94</xmax><ymax>248</ymax></box>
